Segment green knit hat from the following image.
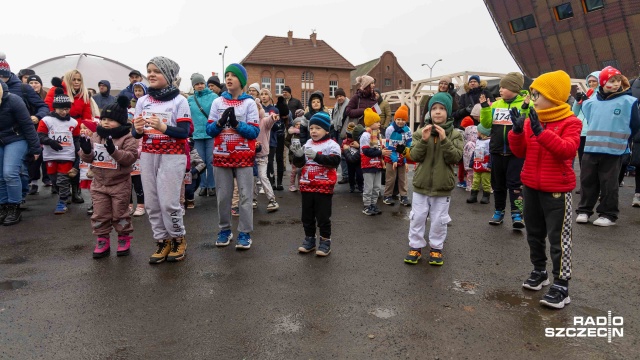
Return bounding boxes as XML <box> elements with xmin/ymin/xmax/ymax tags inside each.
<box><xmin>428</xmin><ymin>92</ymin><xmax>453</xmax><ymax>117</ymax></box>
<box><xmin>225</xmin><ymin>63</ymin><xmax>248</xmax><ymax>88</ymax></box>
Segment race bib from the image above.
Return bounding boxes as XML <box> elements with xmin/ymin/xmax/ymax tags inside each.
<box><xmin>493</xmin><ymin>108</ymin><xmax>512</xmax><ymax>125</ymax></box>
<box><xmin>142</xmin><ymin>111</ymin><xmax>171</xmax><ymax>137</ymax></box>
<box><xmin>50</xmin><ymin>131</ymin><xmax>72</xmax><ymax>147</ymax></box>
<box><xmin>183</xmin><ymin>172</ymin><xmax>192</xmax><ymax>185</ymax></box>
<box><xmin>79</xmin><ymin>160</ymin><xmax>90</xmax><ymax>180</ymax></box>
<box><xmin>92</xmin><ymin>143</ymin><xmax>118</xmax><ymax>169</ymax></box>
<box><xmin>131</xmin><ymin>159</ymin><xmax>141</xmax><ymax>176</ymax></box>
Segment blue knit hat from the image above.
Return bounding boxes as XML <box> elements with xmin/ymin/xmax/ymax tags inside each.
<box><xmin>469</xmin><ymin>75</ymin><xmax>481</xmax><ymax>84</ymax></box>
<box><xmin>225</xmin><ymin>63</ymin><xmax>248</xmax><ymax>88</ymax></box>
<box><xmin>309</xmin><ymin>112</ymin><xmax>331</xmax><ymax>132</ymax></box>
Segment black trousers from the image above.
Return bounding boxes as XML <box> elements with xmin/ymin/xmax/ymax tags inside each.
<box><xmin>523</xmin><ymin>186</ymin><xmax>572</xmax><ymax>286</ymax></box>
<box><xmin>28</xmin><ymin>155</ymin><xmax>49</xmax><ymax>183</ymax></box>
<box><xmin>267</xmin><ymin>137</ymin><xmax>285</xmax><ymax>185</ymax></box>
<box><xmin>577</xmin><ymin>136</ymin><xmax>586</xmax><ymax>167</ymax></box>
<box><xmin>301</xmin><ymin>192</ymin><xmax>333</xmax><ymax>239</ymax></box>
<box><xmin>347</xmin><ymin>162</ymin><xmax>364</xmax><ymax>190</ymax></box>
<box><xmin>577</xmin><ymin>153</ymin><xmax>622</xmax><ymax>221</ymax></box>
<box><xmin>130</xmin><ymin>175</ymin><xmax>144</xmax><ymax>204</ymax></box>
<box><xmin>490</xmin><ymin>154</ymin><xmax>524</xmax><ymax>212</ymax></box>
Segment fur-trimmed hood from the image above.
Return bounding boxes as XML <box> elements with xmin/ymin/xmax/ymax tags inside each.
<box><xmin>463</xmin><ymin>80</ymin><xmax>489</xmax><ymax>93</ymax></box>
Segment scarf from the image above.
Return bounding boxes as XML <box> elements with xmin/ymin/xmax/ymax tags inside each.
<box><xmin>148</xmin><ymin>86</ymin><xmax>181</xmax><ymax>102</ymax></box>
<box><xmin>97</xmin><ymin>124</ymin><xmax>132</xmax><ymax>139</ymax></box>
<box><xmin>50</xmin><ymin>111</ymin><xmax>70</xmax><ymax>121</ymax></box>
<box><xmin>221</xmin><ymin>91</ymin><xmax>253</xmax><ymax>101</ymax></box>
<box><xmin>392</xmin><ymin>121</ymin><xmax>406</xmax><ymax>133</ymax></box>
<box><xmin>536</xmin><ymin>103</ymin><xmax>574</xmax><ymax>123</ymax></box>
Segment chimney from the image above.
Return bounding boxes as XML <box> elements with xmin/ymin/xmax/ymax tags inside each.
<box><xmin>288</xmin><ymin>30</ymin><xmax>293</xmax><ymax>46</ymax></box>
<box><xmin>310</xmin><ymin>32</ymin><xmax>317</xmax><ymax>47</ymax></box>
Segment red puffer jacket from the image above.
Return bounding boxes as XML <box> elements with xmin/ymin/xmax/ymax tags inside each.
<box><xmin>508</xmin><ymin>115</ymin><xmax>582</xmax><ymax>192</ymax></box>
<box><xmin>45</xmin><ymin>82</ymin><xmax>92</xmax><ymax>122</ymax></box>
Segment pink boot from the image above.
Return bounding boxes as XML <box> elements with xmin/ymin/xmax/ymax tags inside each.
<box><xmin>117</xmin><ymin>235</ymin><xmax>132</xmax><ymax>257</ymax></box>
<box><xmin>93</xmin><ymin>237</ymin><xmax>110</xmax><ymax>259</ymax></box>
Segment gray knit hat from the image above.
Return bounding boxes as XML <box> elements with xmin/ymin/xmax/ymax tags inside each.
<box><xmin>191</xmin><ymin>73</ymin><xmax>206</xmax><ymax>87</ymax></box>
<box><xmin>147</xmin><ymin>56</ymin><xmax>180</xmax><ymax>87</ymax></box>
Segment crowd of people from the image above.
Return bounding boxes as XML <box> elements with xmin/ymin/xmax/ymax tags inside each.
<box><xmin>1</xmin><ymin>50</ymin><xmax>639</xmax><ymax>310</ymax></box>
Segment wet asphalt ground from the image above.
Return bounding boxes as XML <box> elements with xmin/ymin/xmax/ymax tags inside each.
<box><xmin>1</xmin><ymin>170</ymin><xmax>639</xmax><ymax>359</ymax></box>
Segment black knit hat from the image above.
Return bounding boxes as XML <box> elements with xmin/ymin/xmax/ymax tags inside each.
<box><xmin>27</xmin><ymin>75</ymin><xmax>42</xmax><ymax>85</ymax></box>
<box><xmin>52</xmin><ymin>88</ymin><xmax>72</xmax><ymax>109</ymax></box>
<box><xmin>101</xmin><ymin>96</ymin><xmax>130</xmax><ymax>125</ymax></box>
<box><xmin>335</xmin><ymin>88</ymin><xmax>346</xmax><ymax>97</ymax></box>
<box><xmin>207</xmin><ymin>75</ymin><xmax>221</xmax><ymax>88</ymax></box>
<box><xmin>283</xmin><ymin>86</ymin><xmax>292</xmax><ymax>94</ymax></box>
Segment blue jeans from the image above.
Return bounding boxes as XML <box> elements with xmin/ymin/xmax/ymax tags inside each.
<box><xmin>193</xmin><ymin>138</ymin><xmax>215</xmax><ymax>189</ymax></box>
<box><xmin>0</xmin><ymin>140</ymin><xmax>29</xmax><ymax>204</ymax></box>
<box><xmin>21</xmin><ymin>159</ymin><xmax>29</xmax><ymax>199</ymax></box>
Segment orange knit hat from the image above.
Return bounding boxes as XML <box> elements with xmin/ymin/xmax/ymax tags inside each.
<box><xmin>395</xmin><ymin>105</ymin><xmax>409</xmax><ymax>121</ymax></box>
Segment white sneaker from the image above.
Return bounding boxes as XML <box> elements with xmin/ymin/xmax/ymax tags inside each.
<box><xmin>632</xmin><ymin>193</ymin><xmax>640</xmax><ymax>208</ymax></box>
<box><xmin>576</xmin><ymin>213</ymin><xmax>589</xmax><ymax>223</ymax></box>
<box><xmin>593</xmin><ymin>217</ymin><xmax>615</xmax><ymax>227</ymax></box>
<box><xmin>133</xmin><ymin>205</ymin><xmax>146</xmax><ymax>216</ymax></box>
<box><xmin>259</xmin><ymin>187</ymin><xmax>265</xmax><ymax>194</ymax></box>
<box><xmin>267</xmin><ymin>199</ymin><xmax>279</xmax><ymax>212</ymax></box>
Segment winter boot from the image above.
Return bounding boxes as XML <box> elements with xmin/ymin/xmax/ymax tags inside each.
<box><xmin>466</xmin><ymin>190</ymin><xmax>479</xmax><ymax>203</ymax></box>
<box><xmin>92</xmin><ymin>237</ymin><xmax>110</xmax><ymax>258</ymax></box>
<box><xmin>71</xmin><ymin>184</ymin><xmax>84</xmax><ymax>203</ymax></box>
<box><xmin>117</xmin><ymin>235</ymin><xmax>132</xmax><ymax>256</ymax></box>
<box><xmin>0</xmin><ymin>204</ymin><xmax>8</xmax><ymax>223</ymax></box>
<box><xmin>3</xmin><ymin>204</ymin><xmax>21</xmax><ymax>226</ymax></box>
<box><xmin>480</xmin><ymin>191</ymin><xmax>490</xmax><ymax>204</ymax></box>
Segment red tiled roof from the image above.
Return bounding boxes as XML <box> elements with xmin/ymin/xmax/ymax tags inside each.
<box><xmin>242</xmin><ymin>35</ymin><xmax>355</xmax><ymax>70</ymax></box>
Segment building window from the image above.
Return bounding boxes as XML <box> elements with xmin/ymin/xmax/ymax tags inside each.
<box><xmin>602</xmin><ymin>60</ymin><xmax>620</xmax><ymax>68</ymax></box>
<box><xmin>573</xmin><ymin>64</ymin><xmax>590</xmax><ymax>79</ymax></box>
<box><xmin>384</xmin><ymin>79</ymin><xmax>391</xmax><ymax>87</ymax></box>
<box><xmin>301</xmin><ymin>71</ymin><xmax>314</xmax><ymax>90</ymax></box>
<box><xmin>399</xmin><ymin>79</ymin><xmax>403</xmax><ymax>87</ymax></box>
<box><xmin>509</xmin><ymin>14</ymin><xmax>536</xmax><ymax>33</ymax></box>
<box><xmin>554</xmin><ymin>3</ymin><xmax>574</xmax><ymax>20</ymax></box>
<box><xmin>261</xmin><ymin>77</ymin><xmax>271</xmax><ymax>91</ymax></box>
<box><xmin>583</xmin><ymin>0</ymin><xmax>604</xmax><ymax>13</ymax></box>
<box><xmin>386</xmin><ymin>65</ymin><xmax>390</xmax><ymax>72</ymax></box>
<box><xmin>275</xmin><ymin>78</ymin><xmax>285</xmax><ymax>95</ymax></box>
<box><xmin>329</xmin><ymin>80</ymin><xmax>338</xmax><ymax>98</ymax></box>
<box><xmin>301</xmin><ymin>91</ymin><xmax>310</xmax><ymax>108</ymax></box>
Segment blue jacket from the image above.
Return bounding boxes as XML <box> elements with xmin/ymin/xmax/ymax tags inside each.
<box><xmin>188</xmin><ymin>88</ymin><xmax>218</xmax><ymax>139</ymax></box>
<box><xmin>384</xmin><ymin>122</ymin><xmax>412</xmax><ymax>164</ymax></box>
<box><xmin>92</xmin><ymin>80</ymin><xmax>116</xmax><ymax>110</ymax></box>
<box><xmin>4</xmin><ymin>73</ymin><xmax>49</xmax><ymax>120</ymax></box>
<box><xmin>262</xmin><ymin>104</ymin><xmax>282</xmax><ymax>147</ymax></box>
<box><xmin>0</xmin><ymin>82</ymin><xmax>41</xmax><ymax>155</ymax></box>
<box><xmin>582</xmin><ymin>87</ymin><xmax>640</xmax><ymax>155</ymax></box>
<box><xmin>118</xmin><ymin>83</ymin><xmax>135</xmax><ymax>101</ymax></box>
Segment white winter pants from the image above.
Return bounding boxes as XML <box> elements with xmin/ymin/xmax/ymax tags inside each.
<box><xmin>408</xmin><ymin>193</ymin><xmax>452</xmax><ymax>250</ymax></box>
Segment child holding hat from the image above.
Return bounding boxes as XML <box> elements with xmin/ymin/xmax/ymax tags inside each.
<box><xmin>508</xmin><ymin>70</ymin><xmax>582</xmax><ymax>309</ymax></box>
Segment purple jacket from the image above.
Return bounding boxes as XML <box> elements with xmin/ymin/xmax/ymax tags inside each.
<box><xmin>345</xmin><ymin>92</ymin><xmax>377</xmax><ymax>124</ymax></box>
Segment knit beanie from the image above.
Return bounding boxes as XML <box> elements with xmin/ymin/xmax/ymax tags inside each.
<box><xmin>283</xmin><ymin>85</ymin><xmax>292</xmax><ymax>94</ymax></box>
<box><xmin>530</xmin><ymin>70</ymin><xmax>571</xmax><ymax>107</ymax></box>
<box><xmin>292</xmin><ymin>116</ymin><xmax>304</xmax><ymax>126</ymax></box>
<box><xmin>261</xmin><ymin>88</ymin><xmax>273</xmax><ymax>102</ymax></box>
<box><xmin>207</xmin><ymin>76</ymin><xmax>221</xmax><ymax>88</ymax></box>
<box><xmin>428</xmin><ymin>92</ymin><xmax>453</xmax><ymax>117</ymax></box>
<box><xmin>132</xmin><ymin>81</ymin><xmax>148</xmax><ymax>96</ymax></box>
<box><xmin>346</xmin><ymin>122</ymin><xmax>356</xmax><ymax>133</ymax></box>
<box><xmin>440</xmin><ymin>76</ymin><xmax>452</xmax><ymax>85</ymax></box>
<box><xmin>27</xmin><ymin>75</ymin><xmax>42</xmax><ymax>86</ymax></box>
<box><xmin>225</xmin><ymin>63</ymin><xmax>248</xmax><ymax>88</ymax></box>
<box><xmin>248</xmin><ymin>82</ymin><xmax>260</xmax><ymax>93</ymax></box>
<box><xmin>599</xmin><ymin>66</ymin><xmax>622</xmax><ymax>87</ymax></box>
<box><xmin>477</xmin><ymin>123</ymin><xmax>491</xmax><ymax>136</ymax></box>
<box><xmin>394</xmin><ymin>104</ymin><xmax>409</xmax><ymax>121</ymax></box>
<box><xmin>469</xmin><ymin>75</ymin><xmax>481</xmax><ymax>84</ymax></box>
<box><xmin>470</xmin><ymin>104</ymin><xmax>481</xmax><ymax>119</ymax></box>
<box><xmin>18</xmin><ymin>69</ymin><xmax>35</xmax><ymax>79</ymax></box>
<box><xmin>460</xmin><ymin>116</ymin><xmax>475</xmax><ymax>129</ymax></box>
<box><xmin>190</xmin><ymin>73</ymin><xmax>206</xmax><ymax>87</ymax></box>
<box><xmin>499</xmin><ymin>72</ymin><xmax>524</xmax><ymax>94</ymax></box>
<box><xmin>101</xmin><ymin>96</ymin><xmax>130</xmax><ymax>125</ymax></box>
<box><xmin>356</xmin><ymin>75</ymin><xmax>375</xmax><ymax>90</ymax></box>
<box><xmin>147</xmin><ymin>56</ymin><xmax>180</xmax><ymax>87</ymax></box>
<box><xmin>309</xmin><ymin>112</ymin><xmax>331</xmax><ymax>132</ymax></box>
<box><xmin>52</xmin><ymin>88</ymin><xmax>72</xmax><ymax>109</ymax></box>
<box><xmin>0</xmin><ymin>52</ymin><xmax>10</xmax><ymax>78</ymax></box>
<box><xmin>364</xmin><ymin>108</ymin><xmax>381</xmax><ymax>127</ymax></box>
<box><xmin>335</xmin><ymin>87</ymin><xmax>346</xmax><ymax>97</ymax></box>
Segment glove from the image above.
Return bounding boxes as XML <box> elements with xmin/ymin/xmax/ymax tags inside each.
<box><xmin>509</xmin><ymin>108</ymin><xmax>525</xmax><ymax>134</ymax></box>
<box><xmin>290</xmin><ymin>142</ymin><xmax>304</xmax><ymax>157</ymax></box>
<box><xmin>295</xmin><ymin>109</ymin><xmax>305</xmax><ymax>118</ymax></box>
<box><xmin>105</xmin><ymin>136</ymin><xmax>116</xmax><ymax>155</ymax></box>
<box><xmin>48</xmin><ymin>139</ymin><xmax>63</xmax><ymax>151</ymax></box>
<box><xmin>217</xmin><ymin>107</ymin><xmax>231</xmax><ymax>128</ymax></box>
<box><xmin>465</xmin><ymin>104</ymin><xmax>474</xmax><ymax>115</ymax></box>
<box><xmin>255</xmin><ymin>142</ymin><xmax>262</xmax><ymax>153</ymax></box>
<box><xmin>227</xmin><ymin>107</ymin><xmax>239</xmax><ymax>128</ymax></box>
<box><xmin>529</xmin><ymin>108</ymin><xmax>544</xmax><ymax>136</ymax></box>
<box><xmin>304</xmin><ymin>147</ymin><xmax>317</xmax><ymax>160</ymax></box>
<box><xmin>395</xmin><ymin>144</ymin><xmax>406</xmax><ymax>155</ymax></box>
<box><xmin>575</xmin><ymin>92</ymin><xmax>585</xmax><ymax>102</ymax></box>
<box><xmin>79</xmin><ymin>136</ymin><xmax>92</xmax><ymax>154</ymax></box>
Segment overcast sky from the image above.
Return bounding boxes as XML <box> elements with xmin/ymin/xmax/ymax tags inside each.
<box><xmin>4</xmin><ymin>0</ymin><xmax>520</xmax><ymax>91</ymax></box>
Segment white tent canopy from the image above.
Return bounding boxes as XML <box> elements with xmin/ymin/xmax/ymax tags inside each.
<box><xmin>28</xmin><ymin>53</ymin><xmax>147</xmax><ymax>93</ymax></box>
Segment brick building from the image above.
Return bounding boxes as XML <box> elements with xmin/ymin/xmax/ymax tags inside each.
<box><xmin>241</xmin><ymin>31</ymin><xmax>355</xmax><ymax>109</ymax></box>
<box><xmin>350</xmin><ymin>51</ymin><xmax>413</xmax><ymax>110</ymax></box>
<box><xmin>483</xmin><ymin>0</ymin><xmax>640</xmax><ymax>79</ymax></box>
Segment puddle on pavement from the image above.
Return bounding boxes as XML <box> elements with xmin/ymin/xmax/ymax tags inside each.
<box><xmin>453</xmin><ymin>280</ymin><xmax>479</xmax><ymax>294</ymax></box>
<box><xmin>0</xmin><ymin>255</ymin><xmax>28</xmax><ymax>264</ymax></box>
<box><xmin>273</xmin><ymin>314</ymin><xmax>303</xmax><ymax>334</ymax></box>
<box><xmin>370</xmin><ymin>308</ymin><xmax>397</xmax><ymax>319</ymax></box>
<box><xmin>391</xmin><ymin>211</ymin><xmax>410</xmax><ymax>220</ymax></box>
<box><xmin>486</xmin><ymin>289</ymin><xmax>537</xmax><ymax>308</ymax></box>
<box><xmin>0</xmin><ymin>280</ymin><xmax>27</xmax><ymax>290</ymax></box>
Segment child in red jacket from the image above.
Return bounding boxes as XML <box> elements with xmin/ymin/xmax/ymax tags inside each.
<box><xmin>508</xmin><ymin>70</ymin><xmax>582</xmax><ymax>309</ymax></box>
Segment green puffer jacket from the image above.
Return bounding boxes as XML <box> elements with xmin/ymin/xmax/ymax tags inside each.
<box><xmin>408</xmin><ymin>120</ymin><xmax>463</xmax><ymax>197</ymax></box>
<box><xmin>479</xmin><ymin>90</ymin><xmax>531</xmax><ymax>155</ymax></box>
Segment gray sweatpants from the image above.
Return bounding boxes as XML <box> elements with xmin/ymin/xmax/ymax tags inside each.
<box><xmin>363</xmin><ymin>171</ymin><xmax>382</xmax><ymax>207</ymax></box>
<box><xmin>215</xmin><ymin>166</ymin><xmax>254</xmax><ymax>233</ymax></box>
<box><xmin>140</xmin><ymin>153</ymin><xmax>187</xmax><ymax>241</ymax></box>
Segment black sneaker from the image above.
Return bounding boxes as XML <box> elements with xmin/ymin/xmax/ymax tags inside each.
<box><xmin>383</xmin><ymin>196</ymin><xmax>395</xmax><ymax>205</ymax></box>
<box><xmin>428</xmin><ymin>249</ymin><xmax>444</xmax><ymax>266</ymax></box>
<box><xmin>363</xmin><ymin>205</ymin><xmax>376</xmax><ymax>216</ymax></box>
<box><xmin>372</xmin><ymin>205</ymin><xmax>382</xmax><ymax>215</ymax></box>
<box><xmin>522</xmin><ymin>270</ymin><xmax>550</xmax><ymax>291</ymax></box>
<box><xmin>28</xmin><ymin>184</ymin><xmax>38</xmax><ymax>195</ymax></box>
<box><xmin>540</xmin><ymin>284</ymin><xmax>571</xmax><ymax>309</ymax></box>
<box><xmin>404</xmin><ymin>248</ymin><xmax>422</xmax><ymax>264</ymax></box>
<box><xmin>298</xmin><ymin>236</ymin><xmax>316</xmax><ymax>253</ymax></box>
<box><xmin>316</xmin><ymin>238</ymin><xmax>331</xmax><ymax>256</ymax></box>
<box><xmin>400</xmin><ymin>196</ymin><xmax>411</xmax><ymax>206</ymax></box>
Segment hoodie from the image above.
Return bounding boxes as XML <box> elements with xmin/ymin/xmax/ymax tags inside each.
<box><xmin>301</xmin><ymin>92</ymin><xmax>327</xmax><ymax>145</ymax></box>
<box><xmin>571</xmin><ymin>71</ymin><xmax>601</xmax><ymax>137</ymax></box>
<box><xmin>3</xmin><ymin>73</ymin><xmax>49</xmax><ymax>120</ymax></box>
<box><xmin>92</xmin><ymin>80</ymin><xmax>116</xmax><ymax>111</ymax></box>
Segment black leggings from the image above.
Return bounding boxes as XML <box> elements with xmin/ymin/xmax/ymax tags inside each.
<box><xmin>130</xmin><ymin>175</ymin><xmax>144</xmax><ymax>204</ymax></box>
<box><xmin>268</xmin><ymin>137</ymin><xmax>285</xmax><ymax>185</ymax></box>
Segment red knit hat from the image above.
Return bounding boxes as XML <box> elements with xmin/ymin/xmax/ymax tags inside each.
<box><xmin>460</xmin><ymin>116</ymin><xmax>475</xmax><ymax>129</ymax></box>
<box><xmin>599</xmin><ymin>66</ymin><xmax>622</xmax><ymax>87</ymax></box>
<box><xmin>0</xmin><ymin>52</ymin><xmax>11</xmax><ymax>78</ymax></box>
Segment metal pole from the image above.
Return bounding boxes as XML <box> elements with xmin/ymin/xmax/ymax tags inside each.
<box><xmin>219</xmin><ymin>45</ymin><xmax>228</xmax><ymax>77</ymax></box>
